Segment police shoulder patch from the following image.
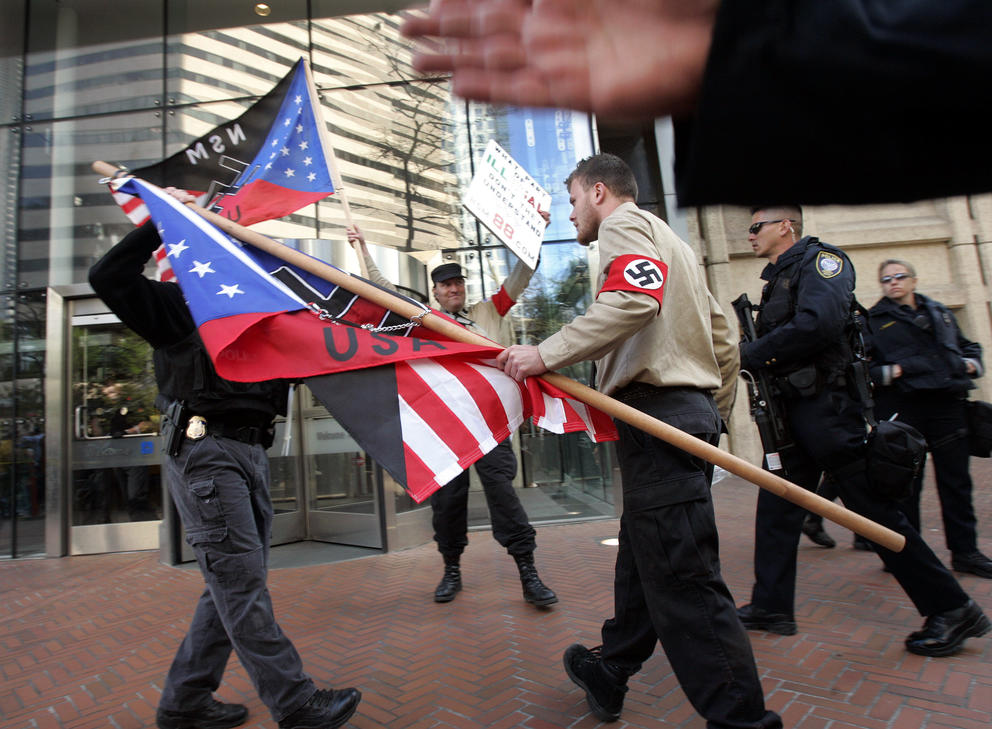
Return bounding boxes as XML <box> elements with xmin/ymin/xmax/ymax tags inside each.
<box><xmin>815</xmin><ymin>250</ymin><xmax>843</xmax><ymax>279</ymax></box>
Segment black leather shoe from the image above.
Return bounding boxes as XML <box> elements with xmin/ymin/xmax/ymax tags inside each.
<box><xmin>156</xmin><ymin>699</ymin><xmax>248</xmax><ymax>729</ymax></box>
<box><xmin>514</xmin><ymin>554</ymin><xmax>558</xmax><ymax>606</ymax></box>
<box><xmin>737</xmin><ymin>603</ymin><xmax>798</xmax><ymax>636</ymax></box>
<box><xmin>951</xmin><ymin>551</ymin><xmax>992</xmax><ymax>579</ymax></box>
<box><xmin>905</xmin><ymin>600</ymin><xmax>991</xmax><ymax>657</ymax></box>
<box><xmin>852</xmin><ymin>536</ymin><xmax>874</xmax><ymax>551</ymax></box>
<box><xmin>562</xmin><ymin>644</ymin><xmax>626</xmax><ymax>722</ymax></box>
<box><xmin>278</xmin><ymin>688</ymin><xmax>361</xmax><ymax>729</ymax></box>
<box><xmin>801</xmin><ymin>518</ymin><xmax>836</xmax><ymax>548</ymax></box>
<box><xmin>434</xmin><ymin>564</ymin><xmax>462</xmax><ymax>602</ymax></box>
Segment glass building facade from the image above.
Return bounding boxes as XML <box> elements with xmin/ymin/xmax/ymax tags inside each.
<box><xmin>1</xmin><ymin>0</ymin><xmax>680</xmax><ymax>560</ymax></box>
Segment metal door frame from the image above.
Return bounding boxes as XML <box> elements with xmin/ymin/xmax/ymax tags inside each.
<box><xmin>46</xmin><ymin>286</ymin><xmax>165</xmax><ymax>554</ymax></box>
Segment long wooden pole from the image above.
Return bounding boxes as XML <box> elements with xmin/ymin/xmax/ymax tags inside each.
<box><xmin>92</xmin><ymin>161</ymin><xmax>905</xmax><ymax>552</ymax></box>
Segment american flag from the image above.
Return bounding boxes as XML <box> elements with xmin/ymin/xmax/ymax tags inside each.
<box><xmin>116</xmin><ymin>176</ymin><xmax>617</xmax><ymax>501</ymax></box>
<box><xmin>106</xmin><ymin>57</ymin><xmax>337</xmax><ymax>281</ymax></box>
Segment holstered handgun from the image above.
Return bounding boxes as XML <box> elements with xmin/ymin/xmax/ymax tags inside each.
<box><xmin>161</xmin><ymin>400</ymin><xmax>188</xmax><ymax>456</ymax></box>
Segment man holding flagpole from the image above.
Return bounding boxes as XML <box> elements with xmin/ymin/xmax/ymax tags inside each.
<box><xmin>497</xmin><ymin>154</ymin><xmax>781</xmax><ymax>728</ymax></box>
<box><xmin>347</xmin><ymin>224</ymin><xmax>557</xmax><ymax>607</ymax></box>
<box><xmin>89</xmin><ymin>188</ymin><xmax>361</xmax><ymax>729</ymax></box>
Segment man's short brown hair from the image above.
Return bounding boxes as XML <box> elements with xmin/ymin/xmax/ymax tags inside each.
<box><xmin>565</xmin><ymin>153</ymin><xmax>638</xmax><ymax>200</ymax></box>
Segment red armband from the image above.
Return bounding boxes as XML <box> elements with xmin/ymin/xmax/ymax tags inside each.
<box><xmin>491</xmin><ymin>285</ymin><xmax>515</xmax><ymax>317</ymax></box>
<box><xmin>598</xmin><ymin>254</ymin><xmax>668</xmax><ymax>312</ymax></box>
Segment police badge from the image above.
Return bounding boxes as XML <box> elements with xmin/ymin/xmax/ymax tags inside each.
<box><xmin>185</xmin><ymin>415</ymin><xmax>207</xmax><ymax>440</ymax></box>
<box><xmin>815</xmin><ymin>250</ymin><xmax>843</xmax><ymax>279</ymax></box>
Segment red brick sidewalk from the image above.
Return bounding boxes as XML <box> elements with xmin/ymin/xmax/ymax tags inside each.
<box><xmin>2</xmin><ymin>461</ymin><xmax>990</xmax><ymax>729</ymax></box>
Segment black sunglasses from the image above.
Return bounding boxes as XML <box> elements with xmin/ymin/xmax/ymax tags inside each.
<box><xmin>748</xmin><ymin>219</ymin><xmax>795</xmax><ymax>235</ymax></box>
<box><xmin>880</xmin><ymin>272</ymin><xmax>912</xmax><ymax>284</ymax></box>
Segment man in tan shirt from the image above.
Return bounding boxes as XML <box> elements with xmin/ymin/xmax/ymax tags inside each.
<box><xmin>498</xmin><ymin>154</ymin><xmax>780</xmax><ymax>728</ymax></box>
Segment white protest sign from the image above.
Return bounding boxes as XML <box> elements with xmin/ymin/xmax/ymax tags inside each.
<box><xmin>462</xmin><ymin>139</ymin><xmax>551</xmax><ymax>270</ymax></box>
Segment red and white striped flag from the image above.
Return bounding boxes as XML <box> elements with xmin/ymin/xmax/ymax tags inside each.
<box><xmin>126</xmin><ymin>177</ymin><xmax>617</xmax><ymax>502</ymax></box>
<box><xmin>307</xmin><ymin>357</ymin><xmax>616</xmax><ymax>503</ymax></box>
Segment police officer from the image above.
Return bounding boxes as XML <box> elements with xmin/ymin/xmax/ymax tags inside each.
<box><xmin>347</xmin><ymin>225</ymin><xmax>556</xmax><ymax>607</ymax></box>
<box><xmin>868</xmin><ymin>259</ymin><xmax>992</xmax><ymax>578</ymax></box>
<box><xmin>737</xmin><ymin>205</ymin><xmax>990</xmax><ymax>656</ymax></box>
<box><xmin>89</xmin><ymin>188</ymin><xmax>361</xmax><ymax>729</ymax></box>
<box><xmin>499</xmin><ymin>154</ymin><xmax>781</xmax><ymax>729</ymax></box>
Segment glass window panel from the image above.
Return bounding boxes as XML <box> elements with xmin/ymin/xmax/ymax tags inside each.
<box><xmin>315</xmin><ymin>79</ymin><xmax>460</xmax><ymax>251</ymax></box>
<box><xmin>268</xmin><ymin>418</ymin><xmax>300</xmax><ymax>515</ymax></box>
<box><xmin>2</xmin><ymin>125</ymin><xmax>21</xmax><ymax>292</ymax></box>
<box><xmin>461</xmin><ymin>105</ymin><xmax>595</xmax><ymax>244</ymax></box>
<box><xmin>0</xmin><ymin>0</ymin><xmax>26</xmax><ymax>124</ymax></box>
<box><xmin>18</xmin><ymin>110</ymin><xmax>165</xmax><ymax>289</ymax></box>
<box><xmin>0</xmin><ymin>296</ymin><xmax>13</xmax><ymax>558</ymax></box>
<box><xmin>25</xmin><ymin>0</ymin><xmax>164</xmax><ymax>121</ymax></box>
<box><xmin>310</xmin><ymin>12</ymin><xmax>421</xmax><ymax>91</ymax></box>
<box><xmin>165</xmin><ymin>21</ymin><xmax>308</xmax><ymax>106</ymax></box>
<box><xmin>0</xmin><ymin>291</ymin><xmax>49</xmax><ymax>556</ymax></box>
<box><xmin>70</xmin><ymin>320</ymin><xmax>161</xmax><ymax>526</ymax></box>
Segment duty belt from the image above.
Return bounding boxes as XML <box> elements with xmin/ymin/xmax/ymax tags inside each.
<box><xmin>185</xmin><ymin>415</ymin><xmax>274</xmax><ymax>447</ymax></box>
<box><xmin>612</xmin><ymin>382</ymin><xmax>696</xmax><ymax>404</ymax></box>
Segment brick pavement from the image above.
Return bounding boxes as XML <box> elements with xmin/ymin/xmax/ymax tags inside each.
<box><xmin>1</xmin><ymin>460</ymin><xmax>990</xmax><ymax>729</ymax></box>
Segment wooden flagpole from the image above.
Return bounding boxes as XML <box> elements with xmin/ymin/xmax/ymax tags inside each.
<box><xmin>91</xmin><ymin>161</ymin><xmax>905</xmax><ymax>552</ymax></box>
<box><xmin>300</xmin><ymin>60</ymin><xmax>370</xmax><ymax>279</ymax></box>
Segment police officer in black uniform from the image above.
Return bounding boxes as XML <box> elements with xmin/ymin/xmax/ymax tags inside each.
<box><xmin>736</xmin><ymin>205</ymin><xmax>989</xmax><ymax>657</ymax></box>
<box><xmin>89</xmin><ymin>188</ymin><xmax>361</xmax><ymax>729</ymax></box>
<box><xmin>868</xmin><ymin>258</ymin><xmax>992</xmax><ymax>578</ymax></box>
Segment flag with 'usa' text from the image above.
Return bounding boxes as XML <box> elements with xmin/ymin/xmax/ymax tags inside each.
<box><xmin>115</xmin><ymin>177</ymin><xmax>617</xmax><ymax>501</ymax></box>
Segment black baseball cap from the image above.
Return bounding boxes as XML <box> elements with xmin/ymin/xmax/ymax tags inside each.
<box><xmin>431</xmin><ymin>262</ymin><xmax>464</xmax><ymax>284</ymax></box>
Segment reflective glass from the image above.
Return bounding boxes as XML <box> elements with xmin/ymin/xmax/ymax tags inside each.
<box><xmin>165</xmin><ymin>22</ymin><xmax>308</xmax><ymax>106</ymax></box>
<box><xmin>24</xmin><ymin>0</ymin><xmax>164</xmax><ymax>121</ymax></box>
<box><xmin>305</xmin><ymin>417</ymin><xmax>375</xmax><ymax>514</ymax></box>
<box><xmin>0</xmin><ymin>291</ymin><xmax>48</xmax><ymax>557</ymax></box>
<box><xmin>314</xmin><ymin>79</ymin><xmax>460</xmax><ymax>252</ymax></box>
<box><xmin>311</xmin><ymin>12</ymin><xmax>420</xmax><ymax>91</ymax></box>
<box><xmin>18</xmin><ymin>110</ymin><xmax>165</xmax><ymax>289</ymax></box>
<box><xmin>460</xmin><ymin>105</ymin><xmax>595</xmax><ymax>245</ymax></box>
<box><xmin>0</xmin><ymin>0</ymin><xmax>26</xmax><ymax>124</ymax></box>
<box><xmin>268</xmin><ymin>418</ymin><xmax>300</xmax><ymax>516</ymax></box>
<box><xmin>70</xmin><ymin>320</ymin><xmax>161</xmax><ymax>526</ymax></box>
<box><xmin>1</xmin><ymin>125</ymin><xmax>20</xmax><ymax>292</ymax></box>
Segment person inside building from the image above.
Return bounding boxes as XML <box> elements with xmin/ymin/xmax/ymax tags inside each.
<box><xmin>497</xmin><ymin>153</ymin><xmax>781</xmax><ymax>729</ymax></box>
<box><xmin>736</xmin><ymin>205</ymin><xmax>990</xmax><ymax>656</ymax></box>
<box><xmin>347</xmin><ymin>223</ymin><xmax>557</xmax><ymax>607</ymax></box>
<box><xmin>867</xmin><ymin>259</ymin><xmax>992</xmax><ymax>579</ymax></box>
<box><xmin>89</xmin><ymin>187</ymin><xmax>362</xmax><ymax>729</ymax></box>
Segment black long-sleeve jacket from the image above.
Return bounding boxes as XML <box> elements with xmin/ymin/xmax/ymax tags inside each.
<box><xmin>89</xmin><ymin>222</ymin><xmax>288</xmax><ymax>419</ymax></box>
<box><xmin>867</xmin><ymin>293</ymin><xmax>983</xmax><ymax>395</ymax></box>
<box><xmin>740</xmin><ymin>237</ymin><xmax>855</xmax><ymax>380</ymax></box>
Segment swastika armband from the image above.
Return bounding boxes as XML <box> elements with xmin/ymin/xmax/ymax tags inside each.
<box><xmin>599</xmin><ymin>254</ymin><xmax>668</xmax><ymax>312</ymax></box>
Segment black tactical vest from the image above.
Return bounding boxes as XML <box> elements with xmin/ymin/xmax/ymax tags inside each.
<box><xmin>756</xmin><ymin>238</ymin><xmax>855</xmax><ymax>379</ymax></box>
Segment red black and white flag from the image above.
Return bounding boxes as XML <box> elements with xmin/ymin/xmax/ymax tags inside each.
<box><xmin>107</xmin><ymin>57</ymin><xmax>337</xmax><ymax>281</ymax></box>
<box><xmin>120</xmin><ymin>177</ymin><xmax>617</xmax><ymax>502</ymax></box>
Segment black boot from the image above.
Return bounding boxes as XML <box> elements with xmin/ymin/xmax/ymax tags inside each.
<box><xmin>801</xmin><ymin>515</ymin><xmax>836</xmax><ymax>548</ymax></box>
<box><xmin>514</xmin><ymin>553</ymin><xmax>558</xmax><ymax>606</ymax></box>
<box><xmin>562</xmin><ymin>644</ymin><xmax>627</xmax><ymax>722</ymax></box>
<box><xmin>434</xmin><ymin>558</ymin><xmax>462</xmax><ymax>603</ymax></box>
